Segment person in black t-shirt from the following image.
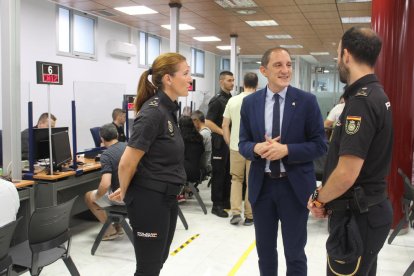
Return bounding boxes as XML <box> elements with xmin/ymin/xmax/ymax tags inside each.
<box><xmin>308</xmin><ymin>27</ymin><xmax>393</xmax><ymax>276</ymax></box>
<box><xmin>109</xmin><ymin>53</ymin><xmax>192</xmax><ymax>276</ymax></box>
<box><xmin>112</xmin><ymin>108</ymin><xmax>126</xmax><ymax>142</ymax></box>
<box><xmin>206</xmin><ymin>71</ymin><xmax>234</xmax><ymax>218</ymax></box>
<box><xmin>85</xmin><ymin>123</ymin><xmax>126</xmax><ymax>240</ymax></box>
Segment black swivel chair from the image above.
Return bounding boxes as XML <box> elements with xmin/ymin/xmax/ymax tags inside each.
<box><xmin>90</xmin><ymin>127</ymin><xmax>101</xmax><ymax>148</ymax></box>
<box><xmin>388</xmin><ymin>168</ymin><xmax>414</xmax><ymax>245</ymax></box>
<box><xmin>91</xmin><ymin>205</ymin><xmax>133</xmax><ymax>255</ymax></box>
<box><xmin>9</xmin><ymin>197</ymin><xmax>80</xmax><ymax>276</ymax></box>
<box><xmin>0</xmin><ymin>218</ymin><xmax>20</xmax><ymax>276</ymax></box>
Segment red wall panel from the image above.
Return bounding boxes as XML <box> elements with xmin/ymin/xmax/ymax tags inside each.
<box><xmin>372</xmin><ymin>0</ymin><xmax>414</xmax><ymax>226</ymax></box>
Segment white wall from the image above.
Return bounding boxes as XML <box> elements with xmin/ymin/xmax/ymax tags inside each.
<box><xmin>14</xmin><ymin>0</ymin><xmax>217</xmax><ymax>150</ymax></box>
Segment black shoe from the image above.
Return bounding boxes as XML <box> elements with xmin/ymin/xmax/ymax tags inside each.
<box><xmin>230</xmin><ymin>215</ymin><xmax>242</xmax><ymax>225</ymax></box>
<box><xmin>243</xmin><ymin>218</ymin><xmax>254</xmax><ymax>226</ymax></box>
<box><xmin>212</xmin><ymin>207</ymin><xmax>229</xmax><ymax>218</ymax></box>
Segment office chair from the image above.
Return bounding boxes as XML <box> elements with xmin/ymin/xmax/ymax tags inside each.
<box><xmin>90</xmin><ymin>127</ymin><xmax>101</xmax><ymax>148</ymax></box>
<box><xmin>388</xmin><ymin>168</ymin><xmax>414</xmax><ymax>245</ymax></box>
<box><xmin>9</xmin><ymin>197</ymin><xmax>80</xmax><ymax>276</ymax></box>
<box><xmin>0</xmin><ymin>218</ymin><xmax>20</xmax><ymax>276</ymax></box>
<box><xmin>91</xmin><ymin>205</ymin><xmax>133</xmax><ymax>255</ymax></box>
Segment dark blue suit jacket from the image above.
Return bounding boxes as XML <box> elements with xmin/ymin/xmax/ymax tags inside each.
<box><xmin>239</xmin><ymin>86</ymin><xmax>327</xmax><ymax>207</ymax></box>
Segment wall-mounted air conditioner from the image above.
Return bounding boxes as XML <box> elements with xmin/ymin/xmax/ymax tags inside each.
<box><xmin>108</xmin><ymin>40</ymin><xmax>137</xmax><ymax>58</ymax></box>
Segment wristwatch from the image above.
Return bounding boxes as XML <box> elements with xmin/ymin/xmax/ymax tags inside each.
<box><xmin>311</xmin><ymin>188</ymin><xmax>324</xmax><ymax>208</ymax></box>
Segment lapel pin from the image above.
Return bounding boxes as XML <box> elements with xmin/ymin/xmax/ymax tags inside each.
<box><xmin>292</xmin><ymin>102</ymin><xmax>296</xmax><ymax>106</ymax></box>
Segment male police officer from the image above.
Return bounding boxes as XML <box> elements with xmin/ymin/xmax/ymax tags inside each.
<box><xmin>206</xmin><ymin>71</ymin><xmax>234</xmax><ymax>217</ymax></box>
<box><xmin>308</xmin><ymin>27</ymin><xmax>393</xmax><ymax>275</ymax></box>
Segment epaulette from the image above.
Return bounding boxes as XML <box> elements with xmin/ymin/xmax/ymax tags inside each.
<box><xmin>148</xmin><ymin>97</ymin><xmax>159</xmax><ymax>107</ymax></box>
<box><xmin>355</xmin><ymin>87</ymin><xmax>371</xmax><ymax>97</ymax></box>
<box><xmin>209</xmin><ymin>93</ymin><xmax>221</xmax><ymax>104</ymax></box>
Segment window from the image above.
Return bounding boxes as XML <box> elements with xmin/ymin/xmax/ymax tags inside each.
<box><xmin>139</xmin><ymin>32</ymin><xmax>161</xmax><ymax>67</ymax></box>
<box><xmin>191</xmin><ymin>48</ymin><xmax>205</xmax><ymax>77</ymax></box>
<box><xmin>221</xmin><ymin>58</ymin><xmax>230</xmax><ymax>71</ymax></box>
<box><xmin>57</xmin><ymin>6</ymin><xmax>97</xmax><ymax>59</ymax></box>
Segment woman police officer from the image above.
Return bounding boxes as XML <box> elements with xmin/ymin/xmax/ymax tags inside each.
<box><xmin>110</xmin><ymin>53</ymin><xmax>192</xmax><ymax>276</ymax></box>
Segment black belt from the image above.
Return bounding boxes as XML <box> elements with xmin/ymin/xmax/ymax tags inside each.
<box><xmin>326</xmin><ymin>194</ymin><xmax>386</xmax><ymax>212</ymax></box>
<box><xmin>265</xmin><ymin>172</ymin><xmax>288</xmax><ymax>179</ymax></box>
<box><xmin>136</xmin><ymin>180</ymin><xmax>184</xmax><ymax>196</ymax></box>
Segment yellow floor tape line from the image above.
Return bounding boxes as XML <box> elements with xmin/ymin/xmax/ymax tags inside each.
<box><xmin>228</xmin><ymin>240</ymin><xmax>256</xmax><ymax>276</ymax></box>
<box><xmin>170</xmin><ymin>234</ymin><xmax>200</xmax><ymax>256</ymax></box>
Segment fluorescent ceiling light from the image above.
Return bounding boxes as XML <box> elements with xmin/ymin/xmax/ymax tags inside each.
<box><xmin>193</xmin><ymin>36</ymin><xmax>221</xmax><ymax>42</ymax></box>
<box><xmin>236</xmin><ymin>10</ymin><xmax>257</xmax><ymax>15</ymax></box>
<box><xmin>161</xmin><ymin>24</ymin><xmax>195</xmax><ymax>30</ymax></box>
<box><xmin>333</xmin><ymin>57</ymin><xmax>338</xmax><ymax>60</ymax></box>
<box><xmin>336</xmin><ymin>0</ymin><xmax>371</xmax><ymax>3</ymax></box>
<box><xmin>215</xmin><ymin>0</ymin><xmax>258</xmax><ymax>8</ymax></box>
<box><xmin>341</xmin><ymin>16</ymin><xmax>371</xmax><ymax>23</ymax></box>
<box><xmin>310</xmin><ymin>52</ymin><xmax>330</xmax><ymax>55</ymax></box>
<box><xmin>280</xmin><ymin>44</ymin><xmax>303</xmax><ymax>49</ymax></box>
<box><xmin>114</xmin><ymin>6</ymin><xmax>158</xmax><ymax>15</ymax></box>
<box><xmin>245</xmin><ymin>20</ymin><xmax>278</xmax><ymax>27</ymax></box>
<box><xmin>324</xmin><ymin>70</ymin><xmax>330</xmax><ymax>73</ymax></box>
<box><xmin>266</xmin><ymin>34</ymin><xmax>292</xmax><ymax>39</ymax></box>
<box><xmin>217</xmin><ymin>45</ymin><xmax>232</xmax><ymax>50</ymax></box>
<box><xmin>256</xmin><ymin>61</ymin><xmax>261</xmax><ymax>64</ymax></box>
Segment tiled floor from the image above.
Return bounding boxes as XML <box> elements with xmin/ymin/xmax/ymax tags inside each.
<box><xmin>21</xmin><ymin>180</ymin><xmax>414</xmax><ymax>276</ymax></box>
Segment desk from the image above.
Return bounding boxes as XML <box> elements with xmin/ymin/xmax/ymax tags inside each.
<box><xmin>12</xmin><ymin>181</ymin><xmax>35</xmax><ymax>245</ymax></box>
<box><xmin>35</xmin><ymin>162</ymin><xmax>101</xmax><ymax>215</ymax></box>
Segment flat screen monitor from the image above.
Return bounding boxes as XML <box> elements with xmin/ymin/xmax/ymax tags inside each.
<box><xmin>51</xmin><ymin>131</ymin><xmax>72</xmax><ymax>170</ymax></box>
<box><xmin>33</xmin><ymin>127</ymin><xmax>69</xmax><ymax>161</ymax></box>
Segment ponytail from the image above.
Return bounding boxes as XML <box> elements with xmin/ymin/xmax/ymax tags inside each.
<box><xmin>134</xmin><ymin>70</ymin><xmax>156</xmax><ymax>113</ymax></box>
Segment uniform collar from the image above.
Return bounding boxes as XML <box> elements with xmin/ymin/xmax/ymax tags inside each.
<box><xmin>344</xmin><ymin>74</ymin><xmax>379</xmax><ymax>99</ymax></box>
<box><xmin>219</xmin><ymin>89</ymin><xmax>232</xmax><ymax>99</ymax></box>
<box><xmin>157</xmin><ymin>90</ymin><xmax>180</xmax><ymax>113</ymax></box>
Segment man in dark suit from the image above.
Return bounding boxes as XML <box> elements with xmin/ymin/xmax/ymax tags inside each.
<box><xmin>239</xmin><ymin>47</ymin><xmax>326</xmax><ymax>275</ymax></box>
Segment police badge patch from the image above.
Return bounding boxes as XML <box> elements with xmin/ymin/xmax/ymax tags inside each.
<box><xmin>167</xmin><ymin>121</ymin><xmax>174</xmax><ymax>136</ymax></box>
<box><xmin>345</xmin><ymin>116</ymin><xmax>361</xmax><ymax>135</ymax></box>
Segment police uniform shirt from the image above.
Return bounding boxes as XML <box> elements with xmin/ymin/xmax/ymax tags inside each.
<box><xmin>127</xmin><ymin>90</ymin><xmax>186</xmax><ymax>187</ymax></box>
<box><xmin>323</xmin><ymin>74</ymin><xmax>393</xmax><ymax>197</ymax></box>
<box><xmin>112</xmin><ymin>122</ymin><xmax>126</xmax><ymax>142</ymax></box>
<box><xmin>206</xmin><ymin>90</ymin><xmax>232</xmax><ymax>129</ymax></box>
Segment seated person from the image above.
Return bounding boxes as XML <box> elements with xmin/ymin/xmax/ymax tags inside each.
<box><xmin>84</xmin><ymin>123</ymin><xmax>127</xmax><ymax>240</ymax></box>
<box><xmin>0</xmin><ymin>176</ymin><xmax>20</xmax><ymax>227</ymax></box>
<box><xmin>21</xmin><ymin>113</ymin><xmax>57</xmax><ymax>160</ymax></box>
<box><xmin>179</xmin><ymin>116</ymin><xmax>205</xmax><ymax>183</ymax></box>
<box><xmin>112</xmin><ymin>108</ymin><xmax>126</xmax><ymax>142</ymax></box>
<box><xmin>191</xmin><ymin>110</ymin><xmax>212</xmax><ymax>175</ymax></box>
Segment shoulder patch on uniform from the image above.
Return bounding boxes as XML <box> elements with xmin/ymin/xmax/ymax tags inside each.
<box><xmin>148</xmin><ymin>97</ymin><xmax>159</xmax><ymax>107</ymax></box>
<box><xmin>355</xmin><ymin>87</ymin><xmax>370</xmax><ymax>97</ymax></box>
<box><xmin>345</xmin><ymin>116</ymin><xmax>361</xmax><ymax>135</ymax></box>
<box><xmin>167</xmin><ymin>120</ymin><xmax>174</xmax><ymax>136</ymax></box>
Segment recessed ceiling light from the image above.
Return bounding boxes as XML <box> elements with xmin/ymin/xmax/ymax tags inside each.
<box><xmin>341</xmin><ymin>16</ymin><xmax>371</xmax><ymax>23</ymax></box>
<box><xmin>245</xmin><ymin>20</ymin><xmax>278</xmax><ymax>27</ymax></box>
<box><xmin>266</xmin><ymin>34</ymin><xmax>292</xmax><ymax>39</ymax></box>
<box><xmin>324</xmin><ymin>70</ymin><xmax>330</xmax><ymax>73</ymax></box>
<box><xmin>310</xmin><ymin>52</ymin><xmax>330</xmax><ymax>55</ymax></box>
<box><xmin>236</xmin><ymin>10</ymin><xmax>257</xmax><ymax>15</ymax></box>
<box><xmin>114</xmin><ymin>6</ymin><xmax>158</xmax><ymax>15</ymax></box>
<box><xmin>193</xmin><ymin>36</ymin><xmax>221</xmax><ymax>42</ymax></box>
<box><xmin>215</xmin><ymin>0</ymin><xmax>258</xmax><ymax>8</ymax></box>
<box><xmin>280</xmin><ymin>44</ymin><xmax>303</xmax><ymax>49</ymax></box>
<box><xmin>161</xmin><ymin>24</ymin><xmax>195</xmax><ymax>30</ymax></box>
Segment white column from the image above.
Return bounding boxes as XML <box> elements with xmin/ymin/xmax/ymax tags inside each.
<box><xmin>1</xmin><ymin>0</ymin><xmax>22</xmax><ymax>178</ymax></box>
<box><xmin>230</xmin><ymin>34</ymin><xmax>238</xmax><ymax>94</ymax></box>
<box><xmin>169</xmin><ymin>2</ymin><xmax>182</xmax><ymax>53</ymax></box>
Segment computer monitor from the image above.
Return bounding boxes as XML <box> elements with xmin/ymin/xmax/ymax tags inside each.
<box><xmin>33</xmin><ymin>127</ymin><xmax>69</xmax><ymax>161</ymax></box>
<box><xmin>51</xmin><ymin>131</ymin><xmax>72</xmax><ymax>170</ymax></box>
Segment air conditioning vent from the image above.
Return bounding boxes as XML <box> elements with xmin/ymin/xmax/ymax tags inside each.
<box><xmin>92</xmin><ymin>10</ymin><xmax>117</xmax><ymax>17</ymax></box>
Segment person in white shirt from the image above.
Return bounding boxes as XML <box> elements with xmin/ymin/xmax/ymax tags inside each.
<box><xmin>222</xmin><ymin>72</ymin><xmax>258</xmax><ymax>226</ymax></box>
<box><xmin>324</xmin><ymin>95</ymin><xmax>345</xmax><ymax>129</ymax></box>
<box><xmin>0</xmin><ymin>177</ymin><xmax>20</xmax><ymax>227</ymax></box>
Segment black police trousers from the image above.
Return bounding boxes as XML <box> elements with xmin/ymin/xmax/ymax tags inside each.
<box><xmin>327</xmin><ymin>199</ymin><xmax>393</xmax><ymax>276</ymax></box>
<box><xmin>211</xmin><ymin>135</ymin><xmax>231</xmax><ymax>208</ymax></box>
<box><xmin>126</xmin><ymin>185</ymin><xmax>178</xmax><ymax>276</ymax></box>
